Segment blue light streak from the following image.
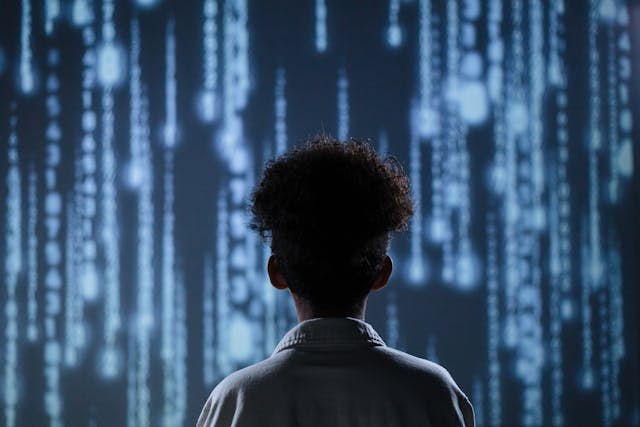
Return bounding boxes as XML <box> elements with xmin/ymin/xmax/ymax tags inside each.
<box><xmin>27</xmin><ymin>166</ymin><xmax>39</xmax><ymax>342</ymax></box>
<box><xmin>607</xmin><ymin>240</ymin><xmax>624</xmax><ymax>423</ymax></box>
<box><xmin>315</xmin><ymin>0</ymin><xmax>327</xmax><ymax>52</ymax></box>
<box><xmin>203</xmin><ymin>254</ymin><xmax>216</xmax><ymax>385</ymax></box>
<box><xmin>580</xmin><ymin>218</ymin><xmax>595</xmax><ymax>390</ymax></box>
<box><xmin>386</xmin><ymin>0</ymin><xmax>402</xmax><ymax>48</ymax></box>
<box><xmin>164</xmin><ymin>20</ymin><xmax>177</xmax><ymax>148</ymax></box>
<box><xmin>20</xmin><ymin>0</ymin><xmax>35</xmax><ymax>93</ymax></box>
<box><xmin>98</xmin><ymin>0</ymin><xmax>122</xmax><ymax>380</ymax></box>
<box><xmin>485</xmin><ymin>215</ymin><xmax>502</xmax><ymax>426</ymax></box>
<box><xmin>215</xmin><ymin>188</ymin><xmax>231</xmax><ymax>374</ymax></box>
<box><xmin>45</xmin><ymin>0</ymin><xmax>61</xmax><ymax>35</ymax></box>
<box><xmin>337</xmin><ymin>69</ymin><xmax>349</xmax><ymax>141</ymax></box>
<box><xmin>161</xmin><ymin>22</ymin><xmax>178</xmax><ymax>426</ymax></box>
<box><xmin>418</xmin><ymin>0</ymin><xmax>438</xmax><ymax>139</ymax></box>
<box><xmin>4</xmin><ymin>111</ymin><xmax>21</xmax><ymax>427</ymax></box>
<box><xmin>274</xmin><ymin>67</ymin><xmax>287</xmax><ymax>156</ymax></box>
<box><xmin>199</xmin><ymin>0</ymin><xmax>219</xmax><ymax>122</ymax></box>
<box><xmin>386</xmin><ymin>290</ymin><xmax>400</xmax><ymax>349</ymax></box>
<box><xmin>64</xmin><ymin>185</ymin><xmax>82</xmax><ymax>367</ymax></box>
<box><xmin>587</xmin><ymin>0</ymin><xmax>603</xmax><ymax>290</ymax></box>
<box><xmin>79</xmin><ymin>8</ymin><xmax>99</xmax><ymax>304</ymax></box>
<box><xmin>43</xmin><ymin>48</ymin><xmax>64</xmax><ymax>427</ymax></box>
<box><xmin>407</xmin><ymin>102</ymin><xmax>427</xmax><ymax>285</ymax></box>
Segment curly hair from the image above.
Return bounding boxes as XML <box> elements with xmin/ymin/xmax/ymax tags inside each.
<box><xmin>250</xmin><ymin>134</ymin><xmax>414</xmax><ymax>311</ymax></box>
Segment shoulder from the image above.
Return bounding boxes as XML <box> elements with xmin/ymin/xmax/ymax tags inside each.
<box><xmin>214</xmin><ymin>352</ymin><xmax>291</xmax><ymax>394</ymax></box>
<box><xmin>373</xmin><ymin>347</ymin><xmax>475</xmax><ymax>427</ymax></box>
<box><xmin>196</xmin><ymin>354</ymin><xmax>291</xmax><ymax>427</ymax></box>
<box><xmin>375</xmin><ymin>346</ymin><xmax>457</xmax><ymax>385</ymax></box>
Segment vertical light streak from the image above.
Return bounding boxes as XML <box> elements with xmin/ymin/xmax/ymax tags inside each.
<box><xmin>219</xmin><ymin>0</ymin><xmax>249</xmax><ymax>161</ymax></box>
<box><xmin>486</xmin><ymin>10</ymin><xmax>507</xmax><ymax>391</ymax></box>
<box><xmin>215</xmin><ymin>188</ymin><xmax>231</xmax><ymax>374</ymax></box>
<box><xmin>549</xmin><ymin>3</ymin><xmax>569</xmax><ymax>424</ymax></box>
<box><xmin>418</xmin><ymin>0</ymin><xmax>437</xmax><ymax>140</ymax></box>
<box><xmin>580</xmin><ymin>218</ymin><xmax>594</xmax><ymax>390</ymax></box>
<box><xmin>336</xmin><ymin>69</ymin><xmax>349</xmax><ymax>141</ymax></box>
<box><xmin>79</xmin><ymin>10</ymin><xmax>99</xmax><ymax>304</ymax></box>
<box><xmin>160</xmin><ymin>147</ymin><xmax>176</xmax><ymax>427</ymax></box>
<box><xmin>64</xmin><ymin>185</ymin><xmax>84</xmax><ymax>367</ymax></box>
<box><xmin>128</xmin><ymin>20</ymin><xmax>143</xmax><ymax>189</ymax></box>
<box><xmin>407</xmin><ymin>102</ymin><xmax>426</xmax><ymax>285</ymax></box>
<box><xmin>4</xmin><ymin>111</ymin><xmax>21</xmax><ymax>427</ymax></box>
<box><xmin>425</xmin><ymin>336</ymin><xmax>438</xmax><ymax>363</ymax></box>
<box><xmin>27</xmin><ymin>166</ymin><xmax>39</xmax><ymax>342</ymax></box>
<box><xmin>134</xmin><ymin>93</ymin><xmax>154</xmax><ymax>427</ymax></box>
<box><xmin>517</xmin><ymin>2</ymin><xmax>545</xmax><ymax>424</ymax></box>
<box><xmin>454</xmin><ymin>135</ymin><xmax>475</xmax><ymax>290</ymax></box>
<box><xmin>161</xmin><ymin>21</ymin><xmax>177</xmax><ymax>427</ymax></box>
<box><xmin>20</xmin><ymin>0</ymin><xmax>35</xmax><ymax>93</ymax></box>
<box><xmin>453</xmin><ymin>0</ymin><xmax>482</xmax><ymax>290</ymax></box>
<box><xmin>486</xmin><ymin>214</ymin><xmax>501</xmax><ymax>426</ymax></box>
<box><xmin>528</xmin><ymin>0</ymin><xmax>545</xmax><ymax>229</ymax></box>
<box><xmin>421</xmin><ymin>0</ymin><xmax>445</xmax><ymax>247</ymax></box>
<box><xmin>607</xmin><ymin>28</ymin><xmax>620</xmax><ymax>202</ymax></box>
<box><xmin>126</xmin><ymin>329</ymin><xmax>136</xmax><ymax>427</ymax></box>
<box><xmin>165</xmin><ymin>20</ymin><xmax>177</xmax><ymax>148</ymax></box>
<box><xmin>71</xmin><ymin>0</ymin><xmax>92</xmax><ymax>26</ymax></box>
<box><xmin>487</xmin><ymin>0</ymin><xmax>505</xmax><ymax>217</ymax></box>
<box><xmin>200</xmin><ymin>0</ymin><xmax>218</xmax><ymax>122</ymax></box>
<box><xmin>587</xmin><ymin>0</ymin><xmax>603</xmax><ymax>291</ymax></box>
<box><xmin>386</xmin><ymin>0</ymin><xmax>402</xmax><ymax>47</ymax></box>
<box><xmin>441</xmin><ymin>0</ymin><xmax>461</xmax><ymax>286</ymax></box>
<box><xmin>607</xmin><ymin>239</ymin><xmax>624</xmax><ymax>423</ymax></box>
<box><xmin>219</xmin><ymin>0</ymin><xmax>258</xmax><ymax>368</ymax></box>
<box><xmin>502</xmin><ymin>0</ymin><xmax>523</xmax><ymax>353</ymax></box>
<box><xmin>503</xmin><ymin>1</ymin><xmax>543</xmax><ymax>424</ymax></box>
<box><xmin>45</xmin><ymin>0</ymin><xmax>61</xmax><ymax>35</ymax></box>
<box><xmin>232</xmin><ymin>0</ymin><xmax>249</xmax><ymax>111</ymax></box>
<box><xmin>472</xmin><ymin>376</ymin><xmax>485</xmax><ymax>427</ymax></box>
<box><xmin>549</xmin><ymin>6</ymin><xmax>572</xmax><ymax>426</ymax></box>
<box><xmin>614</xmin><ymin>10</ymin><xmax>633</xmax><ymax>178</ymax></box>
<box><xmin>173</xmin><ymin>271</ymin><xmax>188</xmax><ymax>427</ymax></box>
<box><xmin>97</xmin><ymin>0</ymin><xmax>125</xmax><ymax>88</ymax></box>
<box><xmin>127</xmin><ymin>19</ymin><xmax>154</xmax><ymax>427</ymax></box>
<box><xmin>378</xmin><ymin>129</ymin><xmax>389</xmax><ymax>154</ymax></box>
<box><xmin>203</xmin><ymin>255</ymin><xmax>216</xmax><ymax>385</ymax></box>
<box><xmin>274</xmin><ymin>67</ymin><xmax>287</xmax><ymax>156</ymax></box>
<box><xmin>548</xmin><ymin>169</ymin><xmax>564</xmax><ymax>427</ymax></box>
<box><xmin>43</xmin><ymin>49</ymin><xmax>63</xmax><ymax>427</ymax></box>
<box><xmin>386</xmin><ymin>290</ymin><xmax>400</xmax><ymax>349</ymax></box>
<box><xmin>315</xmin><ymin>0</ymin><xmax>327</xmax><ymax>52</ymax></box>
<box><xmin>99</xmin><ymin>0</ymin><xmax>122</xmax><ymax>380</ymax></box>
<box><xmin>599</xmin><ymin>285</ymin><xmax>612</xmax><ymax>426</ymax></box>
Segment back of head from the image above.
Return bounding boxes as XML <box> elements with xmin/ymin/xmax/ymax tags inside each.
<box><xmin>250</xmin><ymin>135</ymin><xmax>414</xmax><ymax>312</ymax></box>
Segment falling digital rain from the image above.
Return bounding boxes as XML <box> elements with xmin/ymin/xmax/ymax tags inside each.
<box><xmin>0</xmin><ymin>1</ymin><xmax>638</xmax><ymax>426</ymax></box>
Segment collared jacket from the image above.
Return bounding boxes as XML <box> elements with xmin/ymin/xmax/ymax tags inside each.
<box><xmin>197</xmin><ymin>317</ymin><xmax>475</xmax><ymax>427</ymax></box>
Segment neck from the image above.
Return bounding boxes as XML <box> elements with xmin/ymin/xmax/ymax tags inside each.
<box><xmin>291</xmin><ymin>292</ymin><xmax>367</xmax><ymax>322</ymax></box>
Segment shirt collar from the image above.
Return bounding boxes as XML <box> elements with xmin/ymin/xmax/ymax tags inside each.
<box><xmin>272</xmin><ymin>317</ymin><xmax>386</xmax><ymax>355</ymax></box>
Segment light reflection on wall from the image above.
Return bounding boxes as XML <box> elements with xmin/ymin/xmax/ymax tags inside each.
<box><xmin>0</xmin><ymin>1</ymin><xmax>638</xmax><ymax>426</ymax></box>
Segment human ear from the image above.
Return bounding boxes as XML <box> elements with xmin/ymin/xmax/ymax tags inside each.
<box><xmin>370</xmin><ymin>256</ymin><xmax>392</xmax><ymax>291</ymax></box>
<box><xmin>267</xmin><ymin>255</ymin><xmax>289</xmax><ymax>290</ymax></box>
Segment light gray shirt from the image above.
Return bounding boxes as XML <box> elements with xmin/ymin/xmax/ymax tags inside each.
<box><xmin>197</xmin><ymin>317</ymin><xmax>475</xmax><ymax>427</ymax></box>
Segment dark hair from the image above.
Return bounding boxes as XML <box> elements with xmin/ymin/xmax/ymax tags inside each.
<box><xmin>250</xmin><ymin>134</ymin><xmax>414</xmax><ymax>311</ymax></box>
